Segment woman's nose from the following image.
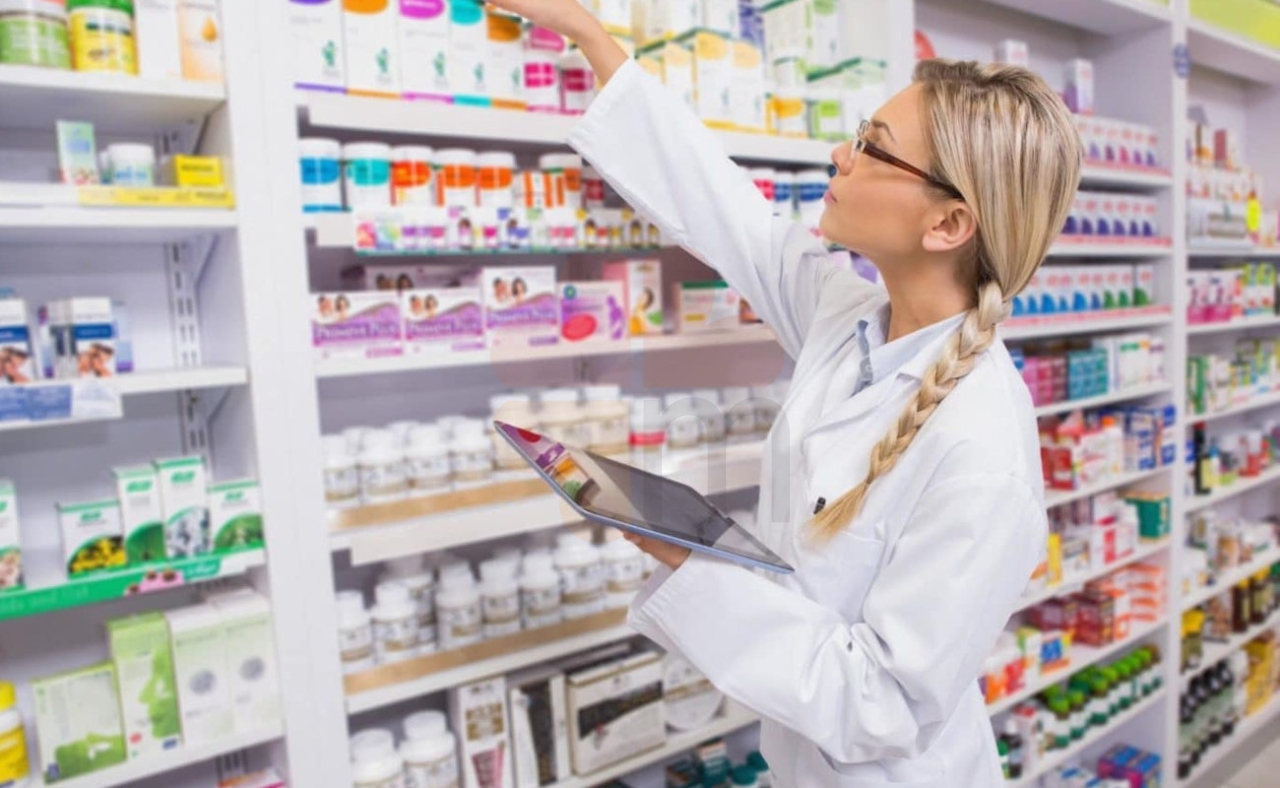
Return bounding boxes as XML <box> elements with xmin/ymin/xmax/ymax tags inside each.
<box><xmin>831</xmin><ymin>140</ymin><xmax>854</xmax><ymax>174</ymax></box>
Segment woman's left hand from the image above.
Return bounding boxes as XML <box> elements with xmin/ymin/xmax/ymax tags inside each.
<box><xmin>622</xmin><ymin>531</ymin><xmax>691</xmax><ymax>570</ymax></box>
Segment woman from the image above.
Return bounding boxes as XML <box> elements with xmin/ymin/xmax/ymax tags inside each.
<box><xmin>489</xmin><ymin>2</ymin><xmax>1081</xmax><ymax>785</ymax></box>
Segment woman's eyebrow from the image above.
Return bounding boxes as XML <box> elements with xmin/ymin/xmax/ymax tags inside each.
<box><xmin>869</xmin><ymin>119</ymin><xmax>896</xmax><ymax>143</ymax></box>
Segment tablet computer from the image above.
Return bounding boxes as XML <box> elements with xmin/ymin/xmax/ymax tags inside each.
<box><xmin>494</xmin><ymin>421</ymin><xmax>793</xmax><ymax>574</ymax></box>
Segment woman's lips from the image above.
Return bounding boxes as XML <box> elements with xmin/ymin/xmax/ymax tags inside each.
<box><xmin>824</xmin><ymin>189</ymin><xmax>836</xmax><ymax>204</ymax></box>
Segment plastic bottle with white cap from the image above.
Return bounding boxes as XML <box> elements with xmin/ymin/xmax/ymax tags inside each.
<box><xmin>583</xmin><ymin>384</ymin><xmax>629</xmax><ymax>455</ymax></box>
<box><xmin>519</xmin><ymin>552</ymin><xmax>563</xmax><ymax>629</ymax></box>
<box><xmin>479</xmin><ymin>559</ymin><xmax>521</xmax><ymax>638</ymax></box>
<box><xmin>336</xmin><ymin>590</ymin><xmax>375</xmax><ymax>674</ymax></box>
<box><xmin>324</xmin><ymin>434</ymin><xmax>360</xmax><ymax>508</ymax></box>
<box><xmin>448</xmin><ymin>418</ymin><xmax>493</xmax><ymax>487</ymax></box>
<box><xmin>405</xmin><ymin>424</ymin><xmax>451</xmax><ymax>494</ymax></box>
<box><xmin>400</xmin><ymin>711</ymin><xmax>459</xmax><ymax>788</ymax></box>
<box><xmin>372</xmin><ymin>581</ymin><xmax>419</xmax><ymax>664</ymax></box>
<box><xmin>360</xmin><ymin>428</ymin><xmax>409</xmax><ymax>504</ymax></box>
<box><xmin>350</xmin><ymin>728</ymin><xmax>405</xmax><ymax>788</ymax></box>
<box><xmin>600</xmin><ymin>537</ymin><xmax>646</xmax><ymax>608</ymax></box>
<box><xmin>751</xmin><ymin>384</ymin><xmax>783</xmax><ymax>434</ymax></box>
<box><xmin>663</xmin><ymin>392</ymin><xmax>703</xmax><ymax>449</ymax></box>
<box><xmin>691</xmin><ymin>388</ymin><xmax>726</xmax><ymax>444</ymax></box>
<box><xmin>722</xmin><ymin>386</ymin><xmax>758</xmax><ymax>442</ymax></box>
<box><xmin>382</xmin><ymin>556</ymin><xmax>438</xmax><ymax>653</ymax></box>
<box><xmin>489</xmin><ymin>393</ymin><xmax>539</xmax><ymax>471</ymax></box>
<box><xmin>555</xmin><ymin>539</ymin><xmax>604</xmax><ymax>619</ymax></box>
<box><xmin>435</xmin><ymin>570</ymin><xmax>483</xmax><ymax>650</ymax></box>
<box><xmin>539</xmin><ymin>387</ymin><xmax>589</xmax><ymax>447</ymax></box>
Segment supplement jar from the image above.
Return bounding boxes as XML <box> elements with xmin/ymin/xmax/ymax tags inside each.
<box><xmin>383</xmin><ymin>556</ymin><xmax>437</xmax><ymax>652</ymax></box>
<box><xmin>519</xmin><ymin>552</ymin><xmax>562</xmax><ymax>629</ymax></box>
<box><xmin>476</xmin><ymin>151</ymin><xmax>515</xmax><ymax>209</ymax></box>
<box><xmin>436</xmin><ymin>572</ymin><xmax>483</xmax><ymax>650</ymax></box>
<box><xmin>405</xmin><ymin>424</ymin><xmax>451</xmax><ymax>493</ymax></box>
<box><xmin>722</xmin><ymin>386</ymin><xmax>758</xmax><ymax>442</ymax></box>
<box><xmin>435</xmin><ymin>148</ymin><xmax>477</xmax><ymax>210</ymax></box>
<box><xmin>322</xmin><ymin>434</ymin><xmax>360</xmax><ymax>508</ymax></box>
<box><xmin>299</xmin><ymin>138</ymin><xmax>342</xmax><ymax>213</ymax></box>
<box><xmin>392</xmin><ymin>145</ymin><xmax>434</xmax><ymax>206</ymax></box>
<box><xmin>401</xmin><ymin>711</ymin><xmax>459</xmax><ymax>788</ymax></box>
<box><xmin>342</xmin><ymin>141</ymin><xmax>393</xmax><ymax>209</ymax></box>
<box><xmin>489</xmin><ymin>393</ymin><xmax>538</xmax><ymax>470</ymax></box>
<box><xmin>664</xmin><ymin>392</ymin><xmax>703</xmax><ymax>449</ymax></box>
<box><xmin>350</xmin><ymin>729</ymin><xmax>406</xmax><ymax>788</ymax></box>
<box><xmin>479</xmin><ymin>559</ymin><xmax>520</xmax><ymax>638</ymax></box>
<box><xmin>0</xmin><ymin>681</ymin><xmax>29</xmax><ymax>788</ymax></box>
<box><xmin>539</xmin><ymin>153</ymin><xmax>582</xmax><ymax>210</ymax></box>
<box><xmin>692</xmin><ymin>388</ymin><xmax>726</xmax><ymax>444</ymax></box>
<box><xmin>68</xmin><ymin>0</ymin><xmax>136</xmax><ymax>74</ymax></box>
<box><xmin>0</xmin><ymin>0</ymin><xmax>71</xmax><ymax>69</ymax></box>
<box><xmin>515</xmin><ymin>169</ymin><xmax>550</xmax><ymax>210</ymax></box>
<box><xmin>601</xmin><ymin>537</ymin><xmax>644</xmax><ymax>608</ymax></box>
<box><xmin>629</xmin><ymin>396</ymin><xmax>666</xmax><ymax>454</ymax></box>
<box><xmin>583</xmin><ymin>384</ymin><xmax>629</xmax><ymax>455</ymax></box>
<box><xmin>751</xmin><ymin>384</ymin><xmax>782</xmax><ymax>433</ymax></box>
<box><xmin>104</xmin><ymin>142</ymin><xmax>155</xmax><ymax>187</ymax></box>
<box><xmin>371</xmin><ymin>581</ymin><xmax>419</xmax><ymax>663</ymax></box>
<box><xmin>448</xmin><ymin>418</ymin><xmax>493</xmax><ymax>486</ymax></box>
<box><xmin>555</xmin><ymin>540</ymin><xmax>604</xmax><ymax>619</ymax></box>
<box><xmin>335</xmin><ymin>590</ymin><xmax>375</xmax><ymax>674</ymax></box>
<box><xmin>540</xmin><ymin>387</ymin><xmax>589</xmax><ymax>447</ymax></box>
<box><xmin>358</xmin><ymin>428</ymin><xmax>408</xmax><ymax>505</ymax></box>
<box><xmin>583</xmin><ymin>165</ymin><xmax>606</xmax><ymax>209</ymax></box>
<box><xmin>559</xmin><ymin>49</ymin><xmax>593</xmax><ymax>114</ymax></box>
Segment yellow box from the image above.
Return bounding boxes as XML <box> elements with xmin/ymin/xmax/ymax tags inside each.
<box><xmin>1191</xmin><ymin>0</ymin><xmax>1280</xmax><ymax>51</ymax></box>
<box><xmin>638</xmin><ymin>40</ymin><xmax>695</xmax><ymax>112</ymax></box>
<box><xmin>681</xmin><ymin>31</ymin><xmax>734</xmax><ymax>129</ymax></box>
<box><xmin>162</xmin><ymin>156</ymin><xmax>225</xmax><ymax>188</ymax></box>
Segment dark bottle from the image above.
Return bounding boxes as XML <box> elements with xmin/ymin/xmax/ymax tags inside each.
<box><xmin>1234</xmin><ymin>582</ymin><xmax>1252</xmax><ymax>634</ymax></box>
<box><xmin>1002</xmin><ymin>719</ymin><xmax>1023</xmax><ymax>780</ymax></box>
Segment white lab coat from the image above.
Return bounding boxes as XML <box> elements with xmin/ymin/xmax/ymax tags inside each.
<box><xmin>568</xmin><ymin>60</ymin><xmax>1047</xmax><ymax>787</ymax></box>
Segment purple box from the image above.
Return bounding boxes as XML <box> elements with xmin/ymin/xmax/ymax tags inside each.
<box><xmin>310</xmin><ymin>291</ymin><xmax>402</xmax><ymax>359</ymax></box>
<box><xmin>402</xmin><ymin>287</ymin><xmax>485</xmax><ymax>354</ymax></box>
<box><xmin>472</xmin><ymin>267</ymin><xmax>560</xmax><ymax>349</ymax></box>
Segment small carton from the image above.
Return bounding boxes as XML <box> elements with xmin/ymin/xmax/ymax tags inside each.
<box><xmin>50</xmin><ymin>297</ymin><xmax>116</xmax><ymax>379</ymax></box>
<box><xmin>32</xmin><ymin>663</ymin><xmax>127</xmax><ymax>782</ymax></box>
<box><xmin>402</xmin><ymin>287</ymin><xmax>486</xmax><ymax>354</ymax></box>
<box><xmin>57</xmin><ymin>500</ymin><xmax>125</xmax><ymax>577</ymax></box>
<box><xmin>508</xmin><ymin>666</ymin><xmax>571</xmax><ymax>786</ymax></box>
<box><xmin>1215</xmin><ymin>128</ymin><xmax>1242</xmax><ymax>171</ymax></box>
<box><xmin>1133</xmin><ymin>264</ymin><xmax>1156</xmax><ymax>307</ymax></box>
<box><xmin>474</xmin><ymin>266</ymin><xmax>560</xmax><ymax>348</ymax></box>
<box><xmin>565</xmin><ymin>648</ymin><xmax>665</xmax><ymax>773</ymax></box>
<box><xmin>153</xmin><ymin>456</ymin><xmax>210</xmax><ymax>558</ymax></box>
<box><xmin>450</xmin><ymin>677</ymin><xmax>516</xmax><ymax>788</ymax></box>
<box><xmin>676</xmin><ymin>281</ymin><xmax>741</xmax><ymax>332</ymax></box>
<box><xmin>0</xmin><ymin>479</ymin><xmax>20</xmax><ymax>592</ymax></box>
<box><xmin>559</xmin><ymin>281</ymin><xmax>626</xmax><ymax>343</ymax></box>
<box><xmin>636</xmin><ymin>0</ymin><xmax>701</xmax><ymax>46</ymax></box>
<box><xmin>160</xmin><ymin>155</ymin><xmax>224</xmax><ymax>188</ymax></box>
<box><xmin>56</xmin><ymin>120</ymin><xmax>100</xmax><ymax>185</ymax></box>
<box><xmin>644</xmin><ymin>39</ymin><xmax>695</xmax><ymax>112</ymax></box>
<box><xmin>310</xmin><ymin>290</ymin><xmax>403</xmax><ymax>360</ymax></box>
<box><xmin>106</xmin><ymin>612</ymin><xmax>182</xmax><ymax>760</ymax></box>
<box><xmin>165</xmin><ymin>604</ymin><xmax>234</xmax><ymax>745</ymax></box>
<box><xmin>729</xmin><ymin>40</ymin><xmax>767</xmax><ymax>133</ymax></box>
<box><xmin>1064</xmin><ymin>58</ymin><xmax>1094</xmax><ymax>115</ymax></box>
<box><xmin>288</xmin><ymin>0</ymin><xmax>346</xmax><ymax>91</ymax></box>
<box><xmin>135</xmin><ymin>0</ymin><xmax>183</xmax><ymax>80</ymax></box>
<box><xmin>995</xmin><ymin>39</ymin><xmax>1029</xmax><ymax>67</ymax></box>
<box><xmin>448</xmin><ymin>0</ymin><xmax>489</xmax><ymax>104</ymax></box>
<box><xmin>344</xmin><ymin>0</ymin><xmax>399</xmax><ymax>95</ymax></box>
<box><xmin>208</xmin><ymin>591</ymin><xmax>282</xmax><ymax>733</ymax></box>
<box><xmin>398</xmin><ymin>0</ymin><xmax>450</xmax><ymax>101</ymax></box>
<box><xmin>602</xmin><ymin>259</ymin><xmax>664</xmax><ymax>335</ymax></box>
<box><xmin>113</xmin><ymin>466</ymin><xmax>165</xmax><ymax>564</ymax></box>
<box><xmin>177</xmin><ymin>0</ymin><xmax>225</xmax><ymax>82</ymax></box>
<box><xmin>0</xmin><ymin>298</ymin><xmax>36</xmax><ymax>385</ymax></box>
<box><xmin>208</xmin><ymin>479</ymin><xmax>264</xmax><ymax>553</ymax></box>
<box><xmin>701</xmin><ymin>0</ymin><xmax>738</xmax><ymax>36</ymax></box>
<box><xmin>487</xmin><ymin>10</ymin><xmax>526</xmax><ymax>110</ymax></box>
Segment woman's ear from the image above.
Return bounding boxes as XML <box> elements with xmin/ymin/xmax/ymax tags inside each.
<box><xmin>921</xmin><ymin>201</ymin><xmax>978</xmax><ymax>253</ymax></box>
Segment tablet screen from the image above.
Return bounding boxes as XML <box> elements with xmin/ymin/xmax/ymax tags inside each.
<box><xmin>495</xmin><ymin>422</ymin><xmax>785</xmax><ymax>569</ymax></box>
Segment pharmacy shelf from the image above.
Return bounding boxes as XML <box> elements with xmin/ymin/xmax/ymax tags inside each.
<box><xmin>0</xmin><ymin>65</ymin><xmax>226</xmax><ymax>132</ymax></box>
<box><xmin>1048</xmin><ymin>238</ymin><xmax>1174</xmax><ymax>257</ymax></box>
<box><xmin>315</xmin><ymin>326</ymin><xmax>779</xmax><ymax>378</ymax></box>
<box><xmin>1181</xmin><ymin>546</ymin><xmax>1280</xmax><ymax>612</ymax></box>
<box><xmin>1186</xmin><ymin>19</ymin><xmax>1280</xmax><ymax>86</ymax></box>
<box><xmin>980</xmin><ymin>0</ymin><xmax>1170</xmax><ymax>35</ymax></box>
<box><xmin>44</xmin><ymin>724</ymin><xmax>283</xmax><ymax>788</ymax></box>
<box><xmin>986</xmin><ymin>617</ymin><xmax>1168</xmax><ymax>717</ymax></box>
<box><xmin>1187</xmin><ymin>244</ymin><xmax>1280</xmax><ymax>259</ymax></box>
<box><xmin>114</xmin><ymin>366</ymin><xmax>249</xmax><ymax>394</ymax></box>
<box><xmin>1002</xmin><ymin>309</ymin><xmax>1174</xmax><ymax>342</ymax></box>
<box><xmin>1033</xmin><ymin>381</ymin><xmax>1170</xmax><ymax>419</ymax></box>
<box><xmin>1011</xmin><ymin>688</ymin><xmax>1169</xmax><ymax>788</ymax></box>
<box><xmin>1187</xmin><ymin>315</ymin><xmax>1280</xmax><ymax>335</ymax></box>
<box><xmin>1185</xmin><ymin>464</ymin><xmax>1280</xmax><ymax>514</ymax></box>
<box><xmin>1182</xmin><ymin>607</ymin><xmax>1280</xmax><ymax>690</ymax></box>
<box><xmin>1179</xmin><ymin>690</ymin><xmax>1280</xmax><ymax>788</ymax></box>
<box><xmin>1079</xmin><ymin>164</ymin><xmax>1174</xmax><ymax>190</ymax></box>
<box><xmin>548</xmin><ymin>705</ymin><xmax>760</xmax><ymax>788</ymax></box>
<box><xmin>1187</xmin><ymin>390</ymin><xmax>1280</xmax><ymax>426</ymax></box>
<box><xmin>331</xmin><ymin>442</ymin><xmax>764</xmax><ymax>564</ymax></box>
<box><xmin>0</xmin><ymin>549</ymin><xmax>265</xmax><ymax>622</ymax></box>
<box><xmin>0</xmin><ymin>207</ymin><xmax>237</xmax><ymax>244</ymax></box>
<box><xmin>1014</xmin><ymin>539</ymin><xmax>1171</xmax><ymax>615</ymax></box>
<box><xmin>345</xmin><ymin>610</ymin><xmax>636</xmax><ymax>713</ymax></box>
<box><xmin>1044</xmin><ymin>466</ymin><xmax>1171</xmax><ymax>509</ymax></box>
<box><xmin>299</xmin><ymin>91</ymin><xmax>833</xmax><ymax>164</ymax></box>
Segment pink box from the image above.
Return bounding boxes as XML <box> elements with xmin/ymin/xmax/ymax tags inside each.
<box><xmin>401</xmin><ymin>287</ymin><xmax>485</xmax><ymax>354</ymax></box>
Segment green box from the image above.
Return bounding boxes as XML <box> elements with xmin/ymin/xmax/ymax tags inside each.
<box><xmin>1192</xmin><ymin>0</ymin><xmax>1280</xmax><ymax>51</ymax></box>
<box><xmin>113</xmin><ymin>466</ymin><xmax>165</xmax><ymax>565</ymax></box>
<box><xmin>56</xmin><ymin>500</ymin><xmax>125</xmax><ymax>576</ymax></box>
<box><xmin>32</xmin><ymin>663</ymin><xmax>126</xmax><ymax>783</ymax></box>
<box><xmin>208</xmin><ymin>479</ymin><xmax>264</xmax><ymax>553</ymax></box>
<box><xmin>1125</xmin><ymin>493</ymin><xmax>1171</xmax><ymax>540</ymax></box>
<box><xmin>106</xmin><ymin>612</ymin><xmax>182</xmax><ymax>760</ymax></box>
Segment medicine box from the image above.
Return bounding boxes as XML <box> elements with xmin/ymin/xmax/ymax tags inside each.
<box><xmin>135</xmin><ymin>0</ymin><xmax>183</xmax><ymax>80</ymax></box>
<box><xmin>154</xmin><ymin>456</ymin><xmax>210</xmax><ymax>559</ymax></box>
<box><xmin>560</xmin><ymin>281</ymin><xmax>626</xmax><ymax>343</ymax></box>
<box><xmin>449</xmin><ymin>0</ymin><xmax>489</xmax><ymax>103</ymax></box>
<box><xmin>165</xmin><ymin>604</ymin><xmax>234</xmax><ymax>745</ymax></box>
<box><xmin>401</xmin><ymin>287</ymin><xmax>485</xmax><ymax>354</ymax></box>
<box><xmin>602</xmin><ymin>259</ymin><xmax>664</xmax><ymax>335</ymax></box>
<box><xmin>1064</xmin><ymin>59</ymin><xmax>1094</xmax><ymax>114</ymax></box>
<box><xmin>508</xmin><ymin>665</ymin><xmax>571</xmax><ymax>786</ymax></box>
<box><xmin>49</xmin><ymin>297</ymin><xmax>116</xmax><ymax>379</ymax></box>
<box><xmin>760</xmin><ymin>0</ymin><xmax>809</xmax><ymax>62</ymax></box>
<box><xmin>114</xmin><ymin>465</ymin><xmax>165</xmax><ymax>564</ymax></box>
<box><xmin>107</xmin><ymin>612</ymin><xmax>182</xmax><ymax>760</ymax></box>
<box><xmin>995</xmin><ymin>39</ymin><xmax>1029</xmax><ymax>67</ymax></box>
<box><xmin>636</xmin><ymin>0</ymin><xmax>701</xmax><ymax>46</ymax></box>
<box><xmin>729</xmin><ymin>41</ymin><xmax>767</xmax><ymax>133</ymax></box>
<box><xmin>57</xmin><ymin>500</ymin><xmax>125</xmax><ymax>577</ymax></box>
<box><xmin>177</xmin><ymin>0</ymin><xmax>225</xmax><ymax>82</ymax></box>
<box><xmin>450</xmin><ymin>677</ymin><xmax>516</xmax><ymax>788</ymax></box>
<box><xmin>56</xmin><ymin>120</ymin><xmax>100</xmax><ymax>185</ymax></box>
<box><xmin>310</xmin><ymin>290</ymin><xmax>403</xmax><ymax>360</ymax></box>
<box><xmin>685</xmin><ymin>31</ymin><xmax>734</xmax><ymax>127</ymax></box>
<box><xmin>1133</xmin><ymin>264</ymin><xmax>1155</xmax><ymax>307</ymax></box>
<box><xmin>208</xmin><ymin>479</ymin><xmax>264</xmax><ymax>553</ymax></box>
<box><xmin>473</xmin><ymin>266</ymin><xmax>560</xmax><ymax>349</ymax></box>
<box><xmin>566</xmin><ymin>647</ymin><xmax>665</xmax><ymax>774</ymax></box>
<box><xmin>642</xmin><ymin>40</ymin><xmax>695</xmax><ymax>112</ymax></box>
<box><xmin>701</xmin><ymin>0</ymin><xmax>738</xmax><ymax>36</ymax></box>
<box><xmin>397</xmin><ymin>0</ymin><xmax>449</xmax><ymax>100</ymax></box>
<box><xmin>288</xmin><ymin>0</ymin><xmax>346</xmax><ymax>91</ymax></box>
<box><xmin>160</xmin><ymin>155</ymin><xmax>224</xmax><ymax>188</ymax></box>
<box><xmin>0</xmin><ymin>479</ymin><xmax>20</xmax><ymax>592</ymax></box>
<box><xmin>32</xmin><ymin>663</ymin><xmax>127</xmax><ymax>782</ymax></box>
<box><xmin>0</xmin><ymin>298</ymin><xmax>35</xmax><ymax>385</ymax></box>
<box><xmin>1215</xmin><ymin>128</ymin><xmax>1241</xmax><ymax>171</ymax></box>
<box><xmin>208</xmin><ymin>591</ymin><xmax>282</xmax><ymax>733</ymax></box>
<box><xmin>487</xmin><ymin>11</ymin><xmax>526</xmax><ymax>109</ymax></box>
<box><xmin>219</xmin><ymin>770</ymin><xmax>288</xmax><ymax>788</ymax></box>
<box><xmin>676</xmin><ymin>281</ymin><xmax>742</xmax><ymax>333</ymax></box>
<box><xmin>343</xmin><ymin>0</ymin><xmax>399</xmax><ymax>96</ymax></box>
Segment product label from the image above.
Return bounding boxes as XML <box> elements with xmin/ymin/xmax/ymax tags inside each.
<box><xmin>402</xmin><ymin>288</ymin><xmax>485</xmax><ymax>353</ymax></box>
<box><xmin>405</xmin><ymin>753</ymin><xmax>460</xmax><ymax>788</ymax></box>
<box><xmin>439</xmin><ymin>602</ymin><xmax>482</xmax><ymax>648</ymax></box>
<box><xmin>374</xmin><ymin>616</ymin><xmax>418</xmax><ymax>660</ymax></box>
<box><xmin>69</xmin><ymin>10</ymin><xmax>137</xmax><ymax>74</ymax></box>
<box><xmin>311</xmin><ymin>292</ymin><xmax>402</xmax><ymax>358</ymax></box>
<box><xmin>520</xmin><ymin>585</ymin><xmax>561</xmax><ymax>626</ymax></box>
<box><xmin>0</xmin><ymin>15</ymin><xmax>71</xmax><ymax>68</ymax></box>
<box><xmin>606</xmin><ymin>557</ymin><xmax>645</xmax><ymax>596</ymax></box>
<box><xmin>560</xmin><ymin>566</ymin><xmax>604</xmax><ymax>616</ymax></box>
<box><xmin>360</xmin><ymin>461</ymin><xmax>408</xmax><ymax>502</ymax></box>
<box><xmin>0</xmin><ymin>726</ymin><xmax>29</xmax><ymax>784</ymax></box>
<box><xmin>340</xmin><ymin>623</ymin><xmax>375</xmax><ymax>662</ymax></box>
<box><xmin>324</xmin><ymin>466</ymin><xmax>360</xmax><ymax>503</ymax></box>
<box><xmin>301</xmin><ymin>157</ymin><xmax>340</xmax><ymax>186</ymax></box>
<box><xmin>482</xmin><ymin>592</ymin><xmax>520</xmax><ymax>627</ymax></box>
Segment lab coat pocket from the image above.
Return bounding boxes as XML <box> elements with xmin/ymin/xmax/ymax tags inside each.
<box><xmin>799</xmin><ymin>528</ymin><xmax>885</xmax><ymax>621</ymax></box>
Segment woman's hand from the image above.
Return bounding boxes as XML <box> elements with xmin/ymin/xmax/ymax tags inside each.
<box><xmin>622</xmin><ymin>531</ymin><xmax>691</xmax><ymax>570</ymax></box>
<box><xmin>485</xmin><ymin>0</ymin><xmax>601</xmax><ymax>41</ymax></box>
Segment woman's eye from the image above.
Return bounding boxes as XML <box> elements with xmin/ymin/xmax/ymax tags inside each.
<box><xmin>827</xmin><ymin>164</ymin><xmax>838</xmax><ymax>178</ymax></box>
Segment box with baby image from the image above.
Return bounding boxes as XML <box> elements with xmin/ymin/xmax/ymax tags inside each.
<box><xmin>472</xmin><ymin>267</ymin><xmax>560</xmax><ymax>349</ymax></box>
<box><xmin>310</xmin><ymin>291</ymin><xmax>403</xmax><ymax>360</ymax></box>
<box><xmin>402</xmin><ymin>287</ymin><xmax>486</xmax><ymax>355</ymax></box>
<box><xmin>154</xmin><ymin>457</ymin><xmax>209</xmax><ymax>559</ymax></box>
<box><xmin>0</xmin><ymin>299</ymin><xmax>35</xmax><ymax>386</ymax></box>
<box><xmin>0</xmin><ymin>479</ymin><xmax>20</xmax><ymax>592</ymax></box>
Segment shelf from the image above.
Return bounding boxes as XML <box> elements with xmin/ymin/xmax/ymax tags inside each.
<box><xmin>1179</xmin><ymin>690</ymin><xmax>1280</xmax><ymax>787</ymax></box>
<box><xmin>1048</xmin><ymin>238</ymin><xmax>1173</xmax><ymax>258</ymax></box>
<box><xmin>1188</xmin><ymin>244</ymin><xmax>1280</xmax><ymax>259</ymax></box>
<box><xmin>548</xmin><ymin>705</ymin><xmax>760</xmax><ymax>788</ymax></box>
<box><xmin>0</xmin><ymin>549</ymin><xmax>265</xmax><ymax>622</ymax></box>
<box><xmin>1186</xmin><ymin>389</ymin><xmax>1280</xmax><ymax>426</ymax></box>
<box><xmin>986</xmin><ymin>617</ymin><xmax>1167</xmax><ymax>717</ymax></box>
<box><xmin>315</xmin><ymin>326</ymin><xmax>779</xmax><ymax>379</ymax></box>
<box><xmin>1183</xmin><ymin>608</ymin><xmax>1280</xmax><ymax>689</ymax></box>
<box><xmin>332</xmin><ymin>442</ymin><xmax>764</xmax><ymax>565</ymax></box>
<box><xmin>977</xmin><ymin>0</ymin><xmax>1170</xmax><ymax>35</ymax></box>
<box><xmin>1185</xmin><ymin>464</ymin><xmax>1280</xmax><ymax>514</ymax></box>
<box><xmin>1187</xmin><ymin>315</ymin><xmax>1280</xmax><ymax>335</ymax></box>
<box><xmin>1079</xmin><ymin>164</ymin><xmax>1174</xmax><ymax>190</ymax></box>
<box><xmin>1044</xmin><ymin>466</ymin><xmax>1171</xmax><ymax>509</ymax></box>
<box><xmin>1186</xmin><ymin>19</ymin><xmax>1280</xmax><ymax>85</ymax></box>
<box><xmin>1010</xmin><ymin>688</ymin><xmax>1168</xmax><ymax>788</ymax></box>
<box><xmin>299</xmin><ymin>91</ymin><xmax>832</xmax><ymax>164</ymax></box>
<box><xmin>1014</xmin><ymin>539</ymin><xmax>1171</xmax><ymax>615</ymax></box>
<box><xmin>1033</xmin><ymin>381</ymin><xmax>1170</xmax><ymax>418</ymax></box>
<box><xmin>1181</xmin><ymin>546</ymin><xmax>1280</xmax><ymax>613</ymax></box>
<box><xmin>0</xmin><ymin>65</ymin><xmax>225</xmax><ymax>132</ymax></box>
<box><xmin>1002</xmin><ymin>308</ymin><xmax>1173</xmax><ymax>341</ymax></box>
<box><xmin>345</xmin><ymin>609</ymin><xmax>636</xmax><ymax>713</ymax></box>
<box><xmin>44</xmin><ymin>724</ymin><xmax>283</xmax><ymax>788</ymax></box>
<box><xmin>114</xmin><ymin>366</ymin><xmax>249</xmax><ymax>394</ymax></box>
<box><xmin>0</xmin><ymin>207</ymin><xmax>237</xmax><ymax>244</ymax></box>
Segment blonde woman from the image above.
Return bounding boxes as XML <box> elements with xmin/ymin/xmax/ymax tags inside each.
<box><xmin>488</xmin><ymin>2</ymin><xmax>1081</xmax><ymax>785</ymax></box>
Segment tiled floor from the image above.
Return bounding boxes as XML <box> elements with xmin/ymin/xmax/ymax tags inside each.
<box><xmin>1225</xmin><ymin>733</ymin><xmax>1280</xmax><ymax>788</ymax></box>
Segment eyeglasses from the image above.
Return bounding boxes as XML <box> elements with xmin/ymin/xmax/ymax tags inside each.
<box><xmin>828</xmin><ymin>120</ymin><xmax>964</xmax><ymax>201</ymax></box>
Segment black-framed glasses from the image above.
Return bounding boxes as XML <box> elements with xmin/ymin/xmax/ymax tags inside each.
<box><xmin>831</xmin><ymin>120</ymin><xmax>964</xmax><ymax>200</ymax></box>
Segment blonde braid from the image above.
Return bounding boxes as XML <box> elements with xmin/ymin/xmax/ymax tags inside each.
<box><xmin>811</xmin><ymin>282</ymin><xmax>1008</xmax><ymax>539</ymax></box>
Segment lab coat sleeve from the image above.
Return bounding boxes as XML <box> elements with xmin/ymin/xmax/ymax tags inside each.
<box><xmin>628</xmin><ymin>473</ymin><xmax>1045</xmax><ymax>764</ymax></box>
<box><xmin>567</xmin><ymin>60</ymin><xmax>881</xmax><ymax>359</ymax></box>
